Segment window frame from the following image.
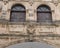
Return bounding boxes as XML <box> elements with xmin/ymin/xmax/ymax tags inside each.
<box><xmin>10</xmin><ymin>4</ymin><xmax>26</xmax><ymax>22</ymax></box>
<box><xmin>37</xmin><ymin>5</ymin><xmax>52</xmax><ymax>23</ymax></box>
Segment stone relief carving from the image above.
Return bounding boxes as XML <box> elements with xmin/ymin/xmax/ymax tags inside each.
<box><xmin>1</xmin><ymin>11</ymin><xmax>7</xmax><ymax>19</ymax></box>
<box><xmin>3</xmin><ymin>0</ymin><xmax>9</xmax><ymax>5</ymax></box>
<box><xmin>28</xmin><ymin>8</ymin><xmax>34</xmax><ymax>17</ymax></box>
<box><xmin>52</xmin><ymin>0</ymin><xmax>59</xmax><ymax>6</ymax></box>
<box><xmin>27</xmin><ymin>23</ymin><xmax>36</xmax><ymax>34</ymax></box>
<box><xmin>28</xmin><ymin>0</ymin><xmax>34</xmax><ymax>6</ymax></box>
<box><xmin>26</xmin><ymin>23</ymin><xmax>36</xmax><ymax>41</ymax></box>
<box><xmin>2</xmin><ymin>0</ymin><xmax>59</xmax><ymax>6</ymax></box>
<box><xmin>1</xmin><ymin>5</ymin><xmax>7</xmax><ymax>20</ymax></box>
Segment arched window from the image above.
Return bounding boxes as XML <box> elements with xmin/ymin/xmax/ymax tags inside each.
<box><xmin>10</xmin><ymin>4</ymin><xmax>26</xmax><ymax>22</ymax></box>
<box><xmin>37</xmin><ymin>5</ymin><xmax>52</xmax><ymax>23</ymax></box>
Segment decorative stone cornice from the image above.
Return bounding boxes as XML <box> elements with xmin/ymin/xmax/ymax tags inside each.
<box><xmin>0</xmin><ymin>0</ymin><xmax>57</xmax><ymax>2</ymax></box>
<box><xmin>0</xmin><ymin>0</ymin><xmax>59</xmax><ymax>5</ymax></box>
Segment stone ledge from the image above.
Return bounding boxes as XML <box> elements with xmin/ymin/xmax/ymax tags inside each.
<box><xmin>0</xmin><ymin>34</ymin><xmax>60</xmax><ymax>37</ymax></box>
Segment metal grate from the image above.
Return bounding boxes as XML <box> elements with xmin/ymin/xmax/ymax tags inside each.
<box><xmin>37</xmin><ymin>5</ymin><xmax>52</xmax><ymax>23</ymax></box>
<box><xmin>10</xmin><ymin>4</ymin><xmax>26</xmax><ymax>22</ymax></box>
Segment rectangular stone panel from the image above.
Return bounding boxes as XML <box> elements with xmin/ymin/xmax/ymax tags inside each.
<box><xmin>9</xmin><ymin>25</ymin><xmax>25</xmax><ymax>32</ymax></box>
<box><xmin>0</xmin><ymin>25</ymin><xmax>7</xmax><ymax>34</ymax></box>
<box><xmin>35</xmin><ymin>26</ymin><xmax>56</xmax><ymax>35</ymax></box>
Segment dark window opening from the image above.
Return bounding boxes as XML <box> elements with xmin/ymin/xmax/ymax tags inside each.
<box><xmin>10</xmin><ymin>4</ymin><xmax>26</xmax><ymax>22</ymax></box>
<box><xmin>37</xmin><ymin>5</ymin><xmax>52</xmax><ymax>23</ymax></box>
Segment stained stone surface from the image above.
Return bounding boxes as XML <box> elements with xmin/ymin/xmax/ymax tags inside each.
<box><xmin>0</xmin><ymin>0</ymin><xmax>60</xmax><ymax>48</ymax></box>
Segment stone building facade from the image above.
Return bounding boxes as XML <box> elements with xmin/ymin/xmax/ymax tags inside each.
<box><xmin>0</xmin><ymin>0</ymin><xmax>60</xmax><ymax>48</ymax></box>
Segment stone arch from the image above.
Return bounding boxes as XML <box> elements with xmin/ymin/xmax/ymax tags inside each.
<box><xmin>37</xmin><ymin>4</ymin><xmax>52</xmax><ymax>23</ymax></box>
<box><xmin>3</xmin><ymin>40</ymin><xmax>56</xmax><ymax>48</ymax></box>
<box><xmin>3</xmin><ymin>39</ymin><xmax>27</xmax><ymax>48</ymax></box>
<box><xmin>10</xmin><ymin>4</ymin><xmax>26</xmax><ymax>22</ymax></box>
<box><xmin>8</xmin><ymin>2</ymin><xmax>27</xmax><ymax>21</ymax></box>
<box><xmin>35</xmin><ymin>3</ymin><xmax>55</xmax><ymax>11</ymax></box>
<box><xmin>34</xmin><ymin>2</ymin><xmax>56</xmax><ymax>22</ymax></box>
<box><xmin>8</xmin><ymin>2</ymin><xmax>27</xmax><ymax>10</ymax></box>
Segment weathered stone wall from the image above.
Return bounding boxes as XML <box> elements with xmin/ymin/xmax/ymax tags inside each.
<box><xmin>0</xmin><ymin>0</ymin><xmax>60</xmax><ymax>48</ymax></box>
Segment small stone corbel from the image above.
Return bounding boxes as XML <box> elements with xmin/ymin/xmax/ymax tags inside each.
<box><xmin>3</xmin><ymin>0</ymin><xmax>8</xmax><ymax>5</ymax></box>
<box><xmin>28</xmin><ymin>0</ymin><xmax>34</xmax><ymax>6</ymax></box>
<box><xmin>52</xmin><ymin>0</ymin><xmax>59</xmax><ymax>6</ymax></box>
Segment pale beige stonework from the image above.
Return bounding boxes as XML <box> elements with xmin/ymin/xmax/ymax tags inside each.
<box><xmin>0</xmin><ymin>0</ymin><xmax>60</xmax><ymax>48</ymax></box>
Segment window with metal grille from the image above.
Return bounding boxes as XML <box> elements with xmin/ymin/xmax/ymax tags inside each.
<box><xmin>37</xmin><ymin>5</ymin><xmax>52</xmax><ymax>23</ymax></box>
<box><xmin>10</xmin><ymin>4</ymin><xmax>26</xmax><ymax>22</ymax></box>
